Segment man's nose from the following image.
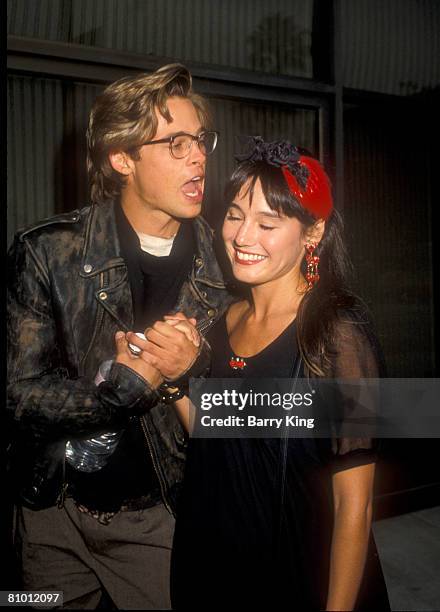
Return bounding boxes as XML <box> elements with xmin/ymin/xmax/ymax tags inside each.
<box><xmin>187</xmin><ymin>139</ymin><xmax>206</xmax><ymax>166</ymax></box>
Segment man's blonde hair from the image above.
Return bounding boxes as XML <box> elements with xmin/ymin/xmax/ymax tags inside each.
<box><xmin>86</xmin><ymin>64</ymin><xmax>211</xmax><ymax>204</ymax></box>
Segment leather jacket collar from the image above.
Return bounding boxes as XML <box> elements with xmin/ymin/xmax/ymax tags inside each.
<box><xmin>78</xmin><ymin>200</ymin><xmax>227</xmax><ymax>288</ymax></box>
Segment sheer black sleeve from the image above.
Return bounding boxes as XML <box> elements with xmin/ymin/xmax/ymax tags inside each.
<box><xmin>325</xmin><ymin>312</ymin><xmax>385</xmax><ymax>473</ymax></box>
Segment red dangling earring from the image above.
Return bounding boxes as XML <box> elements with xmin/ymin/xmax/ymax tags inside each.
<box><xmin>305</xmin><ymin>243</ymin><xmax>320</xmax><ymax>289</ymax></box>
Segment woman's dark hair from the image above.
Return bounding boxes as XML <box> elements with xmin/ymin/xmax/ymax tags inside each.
<box><xmin>224</xmin><ymin>159</ymin><xmax>363</xmax><ymax>376</ymax></box>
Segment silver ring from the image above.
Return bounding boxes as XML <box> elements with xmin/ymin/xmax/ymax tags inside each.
<box><xmin>128</xmin><ymin>332</ymin><xmax>146</xmax><ymax>356</ymax></box>
<box><xmin>128</xmin><ymin>343</ymin><xmax>142</xmax><ymax>355</ymax></box>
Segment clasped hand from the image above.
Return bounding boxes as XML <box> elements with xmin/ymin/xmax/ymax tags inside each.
<box><xmin>114</xmin><ymin>312</ymin><xmax>200</xmax><ymax>387</ymax></box>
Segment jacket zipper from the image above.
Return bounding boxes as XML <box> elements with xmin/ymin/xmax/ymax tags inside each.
<box><xmin>80</xmin><ymin>272</ymin><xmax>106</xmax><ymax>373</ymax></box>
<box><xmin>197</xmin><ymin>318</ymin><xmax>216</xmax><ymax>334</ymax></box>
<box><xmin>139</xmin><ymin>414</ymin><xmax>173</xmax><ymax>515</ymax></box>
<box><xmin>57</xmin><ymin>457</ymin><xmax>68</xmax><ymax>508</ymax></box>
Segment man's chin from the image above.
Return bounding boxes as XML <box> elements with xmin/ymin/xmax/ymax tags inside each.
<box><xmin>176</xmin><ymin>201</ymin><xmax>203</xmax><ymax>218</ymax></box>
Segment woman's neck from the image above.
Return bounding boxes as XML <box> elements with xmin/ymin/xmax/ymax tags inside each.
<box><xmin>247</xmin><ymin>273</ymin><xmax>307</xmax><ymax>323</ymax></box>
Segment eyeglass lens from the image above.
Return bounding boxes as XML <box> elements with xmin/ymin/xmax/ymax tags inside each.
<box><xmin>171</xmin><ymin>132</ymin><xmax>217</xmax><ymax>158</ymax></box>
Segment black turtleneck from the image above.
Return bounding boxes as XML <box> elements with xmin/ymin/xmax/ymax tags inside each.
<box><xmin>116</xmin><ymin>202</ymin><xmax>195</xmax><ymax>330</ymax></box>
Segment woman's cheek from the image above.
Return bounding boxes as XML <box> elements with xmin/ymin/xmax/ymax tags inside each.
<box><xmin>222</xmin><ymin>222</ymin><xmax>236</xmax><ymax>245</ymax></box>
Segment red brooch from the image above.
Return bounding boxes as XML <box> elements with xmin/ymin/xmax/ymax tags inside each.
<box><xmin>229</xmin><ymin>356</ymin><xmax>247</xmax><ymax>370</ymax></box>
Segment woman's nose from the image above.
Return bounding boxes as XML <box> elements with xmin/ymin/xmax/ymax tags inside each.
<box><xmin>234</xmin><ymin>222</ymin><xmax>256</xmax><ymax>247</ymax></box>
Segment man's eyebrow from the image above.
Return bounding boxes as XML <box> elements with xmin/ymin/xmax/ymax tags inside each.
<box><xmin>160</xmin><ymin>130</ymin><xmax>186</xmax><ymax>139</ymax></box>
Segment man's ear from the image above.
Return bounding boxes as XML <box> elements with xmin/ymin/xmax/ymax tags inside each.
<box><xmin>304</xmin><ymin>218</ymin><xmax>325</xmax><ymax>246</ymax></box>
<box><xmin>108</xmin><ymin>151</ymin><xmax>134</xmax><ymax>176</ymax></box>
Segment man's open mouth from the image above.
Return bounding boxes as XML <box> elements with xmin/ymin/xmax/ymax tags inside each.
<box><xmin>181</xmin><ymin>176</ymin><xmax>204</xmax><ymax>201</ymax></box>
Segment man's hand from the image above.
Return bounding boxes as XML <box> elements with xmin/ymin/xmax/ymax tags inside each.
<box><xmin>125</xmin><ymin>314</ymin><xmax>201</xmax><ymax>381</ymax></box>
<box><xmin>114</xmin><ymin>331</ymin><xmax>163</xmax><ymax>388</ymax></box>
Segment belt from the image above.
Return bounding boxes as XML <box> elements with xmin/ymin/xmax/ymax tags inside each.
<box><xmin>72</xmin><ymin>489</ymin><xmax>163</xmax><ymax>525</ymax></box>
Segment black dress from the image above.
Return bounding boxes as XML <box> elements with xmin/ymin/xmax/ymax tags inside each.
<box><xmin>171</xmin><ymin>313</ymin><xmax>390</xmax><ymax>610</ymax></box>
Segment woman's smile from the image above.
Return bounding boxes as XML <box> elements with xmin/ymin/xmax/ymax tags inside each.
<box><xmin>233</xmin><ymin>248</ymin><xmax>268</xmax><ymax>265</ymax></box>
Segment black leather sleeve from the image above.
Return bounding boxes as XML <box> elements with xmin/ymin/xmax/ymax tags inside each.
<box><xmin>7</xmin><ymin>236</ymin><xmax>160</xmax><ymax>442</ymax></box>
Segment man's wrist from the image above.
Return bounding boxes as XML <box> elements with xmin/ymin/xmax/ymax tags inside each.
<box><xmin>98</xmin><ymin>362</ymin><xmax>161</xmax><ymax>416</ymax></box>
<box><xmin>158</xmin><ymin>382</ymin><xmax>185</xmax><ymax>404</ymax></box>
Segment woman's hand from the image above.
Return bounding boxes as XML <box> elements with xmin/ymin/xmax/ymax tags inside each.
<box><xmin>114</xmin><ymin>331</ymin><xmax>163</xmax><ymax>388</ymax></box>
<box><xmin>163</xmin><ymin>313</ymin><xmax>200</xmax><ymax>347</ymax></box>
<box><xmin>125</xmin><ymin>313</ymin><xmax>201</xmax><ymax>381</ymax></box>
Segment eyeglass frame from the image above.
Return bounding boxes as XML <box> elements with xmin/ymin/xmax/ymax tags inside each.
<box><xmin>140</xmin><ymin>130</ymin><xmax>219</xmax><ymax>159</ymax></box>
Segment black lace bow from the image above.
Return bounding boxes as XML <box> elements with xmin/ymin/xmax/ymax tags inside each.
<box><xmin>235</xmin><ymin>136</ymin><xmax>309</xmax><ymax>188</ymax></box>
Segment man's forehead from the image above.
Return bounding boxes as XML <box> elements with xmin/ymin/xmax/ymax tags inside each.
<box><xmin>154</xmin><ymin>97</ymin><xmax>203</xmax><ymax>138</ymax></box>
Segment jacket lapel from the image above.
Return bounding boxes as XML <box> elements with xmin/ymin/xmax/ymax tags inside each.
<box><xmin>80</xmin><ymin>200</ymin><xmax>134</xmax><ymax>331</ymax></box>
<box><xmin>94</xmin><ymin>268</ymin><xmax>134</xmax><ymax>332</ymax></box>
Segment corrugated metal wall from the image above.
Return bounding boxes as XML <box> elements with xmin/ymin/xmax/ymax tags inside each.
<box><xmin>340</xmin><ymin>0</ymin><xmax>440</xmax><ymax>96</ymax></box>
<box><xmin>7</xmin><ymin>75</ymin><xmax>64</xmax><ymax>245</ymax></box>
<box><xmin>7</xmin><ymin>76</ymin><xmax>103</xmax><ymax>246</ymax></box>
<box><xmin>344</xmin><ymin>103</ymin><xmax>434</xmax><ymax>376</ymax></box>
<box><xmin>7</xmin><ymin>0</ymin><xmax>314</xmax><ymax>78</ymax></box>
<box><xmin>8</xmin><ymin>0</ymin><xmax>439</xmax><ymax>95</ymax></box>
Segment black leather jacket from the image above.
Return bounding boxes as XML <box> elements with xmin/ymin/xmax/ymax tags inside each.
<box><xmin>7</xmin><ymin>200</ymin><xmax>232</xmax><ymax>514</ymax></box>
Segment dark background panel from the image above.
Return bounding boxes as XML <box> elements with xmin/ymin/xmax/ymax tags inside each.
<box><xmin>344</xmin><ymin>97</ymin><xmax>435</xmax><ymax>378</ymax></box>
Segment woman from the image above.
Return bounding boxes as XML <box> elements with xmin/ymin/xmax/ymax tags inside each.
<box><xmin>127</xmin><ymin>138</ymin><xmax>390</xmax><ymax>610</ymax></box>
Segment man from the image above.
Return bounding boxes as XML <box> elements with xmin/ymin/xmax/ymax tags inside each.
<box><xmin>7</xmin><ymin>64</ymin><xmax>232</xmax><ymax>609</ymax></box>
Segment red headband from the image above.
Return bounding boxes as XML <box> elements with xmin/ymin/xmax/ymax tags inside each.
<box><xmin>281</xmin><ymin>156</ymin><xmax>333</xmax><ymax>221</ymax></box>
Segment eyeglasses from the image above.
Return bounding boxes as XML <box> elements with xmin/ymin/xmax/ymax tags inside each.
<box><xmin>141</xmin><ymin>130</ymin><xmax>219</xmax><ymax>159</ymax></box>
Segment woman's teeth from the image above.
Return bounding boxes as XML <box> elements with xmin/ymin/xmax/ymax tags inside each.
<box><xmin>235</xmin><ymin>250</ymin><xmax>267</xmax><ymax>262</ymax></box>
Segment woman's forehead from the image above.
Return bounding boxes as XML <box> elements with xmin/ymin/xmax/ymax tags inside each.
<box><xmin>232</xmin><ymin>182</ymin><xmax>281</xmax><ymax>216</ymax></box>
<box><xmin>229</xmin><ymin>201</ymin><xmax>281</xmax><ymax>219</ymax></box>
<box><xmin>235</xmin><ymin>176</ymin><xmax>262</xmax><ymax>199</ymax></box>
<box><xmin>234</xmin><ymin>177</ymin><xmax>271</xmax><ymax>209</ymax></box>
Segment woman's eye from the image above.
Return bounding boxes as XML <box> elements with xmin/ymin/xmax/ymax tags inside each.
<box><xmin>259</xmin><ymin>225</ymin><xmax>275</xmax><ymax>231</ymax></box>
<box><xmin>226</xmin><ymin>214</ymin><xmax>241</xmax><ymax>221</ymax></box>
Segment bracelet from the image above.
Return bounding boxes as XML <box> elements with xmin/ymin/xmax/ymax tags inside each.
<box><xmin>158</xmin><ymin>382</ymin><xmax>185</xmax><ymax>404</ymax></box>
